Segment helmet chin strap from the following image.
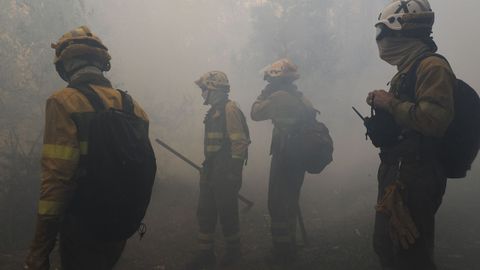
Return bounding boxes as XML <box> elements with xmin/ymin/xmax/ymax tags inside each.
<box><xmin>203</xmin><ymin>90</ymin><xmax>211</xmax><ymax>105</ymax></box>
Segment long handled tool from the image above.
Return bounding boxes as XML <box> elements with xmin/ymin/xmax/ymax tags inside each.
<box><xmin>155</xmin><ymin>138</ymin><xmax>254</xmax><ymax>211</ymax></box>
<box><xmin>297</xmin><ymin>204</ymin><xmax>309</xmax><ymax>246</ymax></box>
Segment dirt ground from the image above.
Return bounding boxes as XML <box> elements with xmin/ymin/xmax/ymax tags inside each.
<box><xmin>1</xmin><ymin>171</ymin><xmax>479</xmax><ymax>270</ymax></box>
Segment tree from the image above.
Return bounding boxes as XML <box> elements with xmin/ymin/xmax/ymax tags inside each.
<box><xmin>0</xmin><ymin>0</ymin><xmax>84</xmax><ymax>249</ymax></box>
<box><xmin>236</xmin><ymin>0</ymin><xmax>386</xmax><ymax>98</ymax></box>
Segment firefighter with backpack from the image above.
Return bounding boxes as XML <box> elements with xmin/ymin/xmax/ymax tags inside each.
<box><xmin>363</xmin><ymin>1</ymin><xmax>479</xmax><ymax>269</ymax></box>
<box><xmin>24</xmin><ymin>26</ymin><xmax>156</xmax><ymax>270</ymax></box>
<box><xmin>185</xmin><ymin>71</ymin><xmax>250</xmax><ymax>269</ymax></box>
<box><xmin>251</xmin><ymin>59</ymin><xmax>332</xmax><ymax>265</ymax></box>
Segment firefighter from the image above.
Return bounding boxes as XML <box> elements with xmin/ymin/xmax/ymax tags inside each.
<box><xmin>251</xmin><ymin>59</ymin><xmax>315</xmax><ymax>264</ymax></box>
<box><xmin>367</xmin><ymin>1</ymin><xmax>455</xmax><ymax>269</ymax></box>
<box><xmin>186</xmin><ymin>71</ymin><xmax>250</xmax><ymax>269</ymax></box>
<box><xmin>24</xmin><ymin>26</ymin><xmax>150</xmax><ymax>270</ymax></box>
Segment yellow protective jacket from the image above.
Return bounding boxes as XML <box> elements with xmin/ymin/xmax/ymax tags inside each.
<box><xmin>251</xmin><ymin>83</ymin><xmax>314</xmax><ymax>155</ymax></box>
<box><xmin>40</xmin><ymin>78</ymin><xmax>149</xmax><ymax>217</ymax></box>
<box><xmin>375</xmin><ymin>55</ymin><xmax>454</xmax><ymax>260</ymax></box>
<box><xmin>27</xmin><ymin>74</ymin><xmax>148</xmax><ymax>269</ymax></box>
<box><xmin>204</xmin><ymin>100</ymin><xmax>250</xmax><ymax>161</ymax></box>
<box><xmin>387</xmin><ymin>56</ymin><xmax>455</xmax><ymax>138</ymax></box>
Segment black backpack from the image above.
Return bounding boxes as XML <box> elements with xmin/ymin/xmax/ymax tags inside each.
<box><xmin>69</xmin><ymin>84</ymin><xmax>157</xmax><ymax>241</ymax></box>
<box><xmin>285</xmin><ymin>97</ymin><xmax>334</xmax><ymax>174</ymax></box>
<box><xmin>298</xmin><ymin>117</ymin><xmax>334</xmax><ymax>174</ymax></box>
<box><xmin>404</xmin><ymin>54</ymin><xmax>480</xmax><ymax>178</ymax></box>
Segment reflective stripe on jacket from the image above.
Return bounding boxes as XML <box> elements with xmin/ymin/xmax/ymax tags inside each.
<box><xmin>39</xmin><ymin>80</ymin><xmax>149</xmax><ymax>218</ymax></box>
<box><xmin>204</xmin><ymin>100</ymin><xmax>249</xmax><ymax>160</ymax></box>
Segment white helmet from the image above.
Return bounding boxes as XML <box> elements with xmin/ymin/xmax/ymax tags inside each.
<box><xmin>376</xmin><ymin>0</ymin><xmax>434</xmax><ymax>35</ymax></box>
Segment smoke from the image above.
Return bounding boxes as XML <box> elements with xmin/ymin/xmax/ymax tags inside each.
<box><xmin>78</xmin><ymin>0</ymin><xmax>388</xmax><ymax>180</ymax></box>
<box><xmin>1</xmin><ymin>0</ymin><xmax>478</xmax><ymax>268</ymax></box>
<box><xmin>80</xmin><ymin>0</ymin><xmax>480</xmax><ymax>250</ymax></box>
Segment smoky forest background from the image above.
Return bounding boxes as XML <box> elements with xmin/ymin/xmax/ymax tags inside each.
<box><xmin>1</xmin><ymin>0</ymin><xmax>479</xmax><ymax>269</ymax></box>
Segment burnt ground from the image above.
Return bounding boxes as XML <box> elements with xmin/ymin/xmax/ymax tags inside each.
<box><xmin>1</xmin><ymin>171</ymin><xmax>480</xmax><ymax>270</ymax></box>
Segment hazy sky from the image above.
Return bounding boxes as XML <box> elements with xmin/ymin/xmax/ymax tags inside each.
<box><xmin>78</xmin><ymin>0</ymin><xmax>480</xmax><ymax>181</ymax></box>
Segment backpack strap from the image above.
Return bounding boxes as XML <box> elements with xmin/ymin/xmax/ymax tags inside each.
<box><xmin>289</xmin><ymin>92</ymin><xmax>317</xmax><ymax>125</ymax></box>
<box><xmin>402</xmin><ymin>53</ymin><xmax>449</xmax><ymax>100</ymax></box>
<box><xmin>117</xmin><ymin>89</ymin><xmax>135</xmax><ymax>115</ymax></box>
<box><xmin>69</xmin><ymin>84</ymin><xmax>135</xmax><ymax>115</ymax></box>
<box><xmin>69</xmin><ymin>83</ymin><xmax>106</xmax><ymax>112</ymax></box>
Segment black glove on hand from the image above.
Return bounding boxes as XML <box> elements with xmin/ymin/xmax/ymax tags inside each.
<box><xmin>258</xmin><ymin>85</ymin><xmax>277</xmax><ymax>100</ymax></box>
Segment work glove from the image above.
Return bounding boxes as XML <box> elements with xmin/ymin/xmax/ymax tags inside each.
<box><xmin>24</xmin><ymin>215</ymin><xmax>61</xmax><ymax>270</ymax></box>
<box><xmin>375</xmin><ymin>181</ymin><xmax>419</xmax><ymax>249</ymax></box>
<box><xmin>258</xmin><ymin>85</ymin><xmax>277</xmax><ymax>100</ymax></box>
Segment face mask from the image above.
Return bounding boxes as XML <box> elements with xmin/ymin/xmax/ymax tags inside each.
<box><xmin>63</xmin><ymin>59</ymin><xmax>103</xmax><ymax>82</ymax></box>
<box><xmin>64</xmin><ymin>59</ymin><xmax>89</xmax><ymax>73</ymax></box>
<box><xmin>202</xmin><ymin>90</ymin><xmax>227</xmax><ymax>106</ymax></box>
<box><xmin>377</xmin><ymin>37</ymin><xmax>429</xmax><ymax>68</ymax></box>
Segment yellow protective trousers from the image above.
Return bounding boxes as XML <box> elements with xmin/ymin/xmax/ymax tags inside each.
<box><xmin>268</xmin><ymin>154</ymin><xmax>305</xmax><ymax>253</ymax></box>
<box><xmin>197</xmin><ymin>149</ymin><xmax>242</xmax><ymax>251</ymax></box>
<box><xmin>373</xmin><ymin>153</ymin><xmax>447</xmax><ymax>270</ymax></box>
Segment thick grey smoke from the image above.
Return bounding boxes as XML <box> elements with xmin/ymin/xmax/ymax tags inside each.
<box><xmin>79</xmin><ymin>0</ymin><xmax>480</xmax><ymax>185</ymax></box>
<box><xmin>1</xmin><ymin>0</ymin><xmax>478</xmax><ymax>269</ymax></box>
<box><xmin>77</xmin><ymin>1</ymin><xmax>480</xmax><ymax>268</ymax></box>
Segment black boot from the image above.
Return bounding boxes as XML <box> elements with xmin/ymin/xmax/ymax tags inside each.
<box><xmin>220</xmin><ymin>248</ymin><xmax>242</xmax><ymax>267</ymax></box>
<box><xmin>185</xmin><ymin>250</ymin><xmax>216</xmax><ymax>270</ymax></box>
